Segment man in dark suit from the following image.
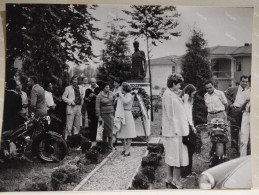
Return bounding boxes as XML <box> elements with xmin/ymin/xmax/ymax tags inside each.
<box><xmin>28</xmin><ymin>76</ymin><xmax>47</xmax><ymax>117</ymax></box>
<box><xmin>3</xmin><ymin>80</ymin><xmax>23</xmax><ymax>130</ymax></box>
<box><xmin>225</xmin><ymin>75</ymin><xmax>249</xmax><ymax>152</ymax></box>
<box><xmin>84</xmin><ymin>78</ymin><xmax>101</xmax><ymax>141</ymax></box>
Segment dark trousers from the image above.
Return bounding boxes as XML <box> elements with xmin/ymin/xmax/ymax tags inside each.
<box><xmin>187</xmin><ymin>145</ymin><xmax>195</xmax><ymax>174</ymax></box>
<box><xmin>229</xmin><ymin>107</ymin><xmax>242</xmax><ymax>151</ymax></box>
<box><xmin>88</xmin><ymin>114</ymin><xmax>98</xmax><ymax>141</ymax></box>
<box><xmin>182</xmin><ymin>144</ymin><xmax>195</xmax><ymax>177</ymax></box>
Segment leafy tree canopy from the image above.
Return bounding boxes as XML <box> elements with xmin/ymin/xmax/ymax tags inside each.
<box><xmin>97</xmin><ymin>17</ymin><xmax>132</xmax><ymax>84</ymax></box>
<box><xmin>181</xmin><ymin>28</ymin><xmax>212</xmax><ymax>125</ymax></box>
<box><xmin>6</xmin><ymin>4</ymin><xmax>100</xmax><ymax>85</ymax></box>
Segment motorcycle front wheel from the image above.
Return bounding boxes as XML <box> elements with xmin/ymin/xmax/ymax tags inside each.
<box><xmin>35</xmin><ymin>134</ymin><xmax>68</xmax><ymax>162</ymax></box>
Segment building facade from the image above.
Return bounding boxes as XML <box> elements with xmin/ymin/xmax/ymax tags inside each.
<box><xmin>147</xmin><ymin>44</ymin><xmax>251</xmax><ymax>91</ymax></box>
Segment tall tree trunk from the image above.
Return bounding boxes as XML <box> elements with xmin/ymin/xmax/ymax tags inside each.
<box><xmin>146</xmin><ymin>37</ymin><xmax>153</xmax><ymax>121</ymax></box>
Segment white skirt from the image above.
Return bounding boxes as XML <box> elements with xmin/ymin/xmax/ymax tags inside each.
<box><xmin>162</xmin><ymin>136</ymin><xmax>189</xmax><ymax>167</ymax></box>
<box><xmin>117</xmin><ymin>111</ymin><xmax>136</xmax><ymax>139</ymax></box>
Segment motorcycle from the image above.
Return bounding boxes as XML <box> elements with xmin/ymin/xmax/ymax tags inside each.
<box><xmin>0</xmin><ymin>113</ymin><xmax>68</xmax><ymax>163</ymax></box>
<box><xmin>196</xmin><ymin>118</ymin><xmax>240</xmax><ymax>167</ymax></box>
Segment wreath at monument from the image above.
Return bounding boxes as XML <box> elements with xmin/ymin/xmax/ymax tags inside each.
<box><xmin>131</xmin><ymin>87</ymin><xmax>151</xmax><ymax>119</ymax></box>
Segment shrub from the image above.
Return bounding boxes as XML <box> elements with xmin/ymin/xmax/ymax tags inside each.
<box><xmin>96</xmin><ymin>141</ymin><xmax>109</xmax><ymax>154</ymax></box>
<box><xmin>77</xmin><ymin>158</ymin><xmax>91</xmax><ymax>171</ymax></box>
<box><xmin>0</xmin><ymin>186</ymin><xmax>7</xmax><ymax>192</ymax></box>
<box><xmin>147</xmin><ymin>145</ymin><xmax>164</xmax><ymax>154</ymax></box>
<box><xmin>51</xmin><ymin>164</ymin><xmax>79</xmax><ymax>190</ymax></box>
<box><xmin>132</xmin><ymin>173</ymin><xmax>149</xmax><ymax>189</ymax></box>
<box><xmin>149</xmin><ymin>152</ymin><xmax>162</xmax><ymax>161</ymax></box>
<box><xmin>51</xmin><ymin>171</ymin><xmax>67</xmax><ymax>190</ymax></box>
<box><xmin>81</xmin><ymin>138</ymin><xmax>92</xmax><ymax>153</ymax></box>
<box><xmin>66</xmin><ymin>135</ymin><xmax>82</xmax><ymax>148</ymax></box>
<box><xmin>141</xmin><ymin>166</ymin><xmax>155</xmax><ymax>183</ymax></box>
<box><xmin>85</xmin><ymin>149</ymin><xmax>99</xmax><ymax>164</ymax></box>
<box><xmin>25</xmin><ymin>182</ymin><xmax>49</xmax><ymax>191</ymax></box>
<box><xmin>91</xmin><ymin>145</ymin><xmax>102</xmax><ymax>153</ymax></box>
<box><xmin>141</xmin><ymin>153</ymin><xmax>161</xmax><ymax>169</ymax></box>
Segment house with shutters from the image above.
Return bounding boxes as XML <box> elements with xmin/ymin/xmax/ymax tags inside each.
<box><xmin>147</xmin><ymin>43</ymin><xmax>252</xmax><ymax>91</ymax></box>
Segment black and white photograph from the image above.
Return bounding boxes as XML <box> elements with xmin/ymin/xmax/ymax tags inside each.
<box><xmin>0</xmin><ymin>3</ymin><xmax>253</xmax><ymax>191</ymax></box>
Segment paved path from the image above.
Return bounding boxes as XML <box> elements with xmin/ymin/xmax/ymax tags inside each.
<box><xmin>78</xmin><ymin>146</ymin><xmax>147</xmax><ymax>191</ymax></box>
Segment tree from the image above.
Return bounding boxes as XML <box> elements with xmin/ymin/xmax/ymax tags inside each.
<box><xmin>6</xmin><ymin>4</ymin><xmax>100</xmax><ymax>86</ymax></box>
<box><xmin>123</xmin><ymin>5</ymin><xmax>181</xmax><ymax>120</ymax></box>
<box><xmin>181</xmin><ymin>29</ymin><xmax>212</xmax><ymax>125</ymax></box>
<box><xmin>97</xmin><ymin>17</ymin><xmax>132</xmax><ymax>84</ymax></box>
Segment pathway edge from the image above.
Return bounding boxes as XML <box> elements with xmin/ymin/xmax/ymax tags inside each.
<box><xmin>73</xmin><ymin>150</ymin><xmax>116</xmax><ymax>191</ymax></box>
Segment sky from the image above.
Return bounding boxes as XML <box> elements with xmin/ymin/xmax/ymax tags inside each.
<box><xmin>87</xmin><ymin>5</ymin><xmax>253</xmax><ymax>67</ymax></box>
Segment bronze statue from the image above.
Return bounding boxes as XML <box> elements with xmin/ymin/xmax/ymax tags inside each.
<box><xmin>131</xmin><ymin>41</ymin><xmax>147</xmax><ymax>80</ymax></box>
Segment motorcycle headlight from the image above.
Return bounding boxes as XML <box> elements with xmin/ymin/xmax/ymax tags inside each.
<box><xmin>199</xmin><ymin>173</ymin><xmax>215</xmax><ymax>189</ymax></box>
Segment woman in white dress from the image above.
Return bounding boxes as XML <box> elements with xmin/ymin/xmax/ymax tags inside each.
<box><xmin>116</xmin><ymin>82</ymin><xmax>136</xmax><ymax>156</ymax></box>
<box><xmin>162</xmin><ymin>73</ymin><xmax>189</xmax><ymax>189</ymax></box>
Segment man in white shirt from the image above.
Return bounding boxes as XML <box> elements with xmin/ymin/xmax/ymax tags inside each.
<box><xmin>44</xmin><ymin>82</ymin><xmax>56</xmax><ymax>113</ymax></box>
<box><xmin>204</xmin><ymin>80</ymin><xmax>228</xmax><ymax>123</ymax></box>
<box><xmin>239</xmin><ymin>76</ymin><xmax>251</xmax><ymax>156</ymax></box>
<box><xmin>204</xmin><ymin>80</ymin><xmax>228</xmax><ymax>164</ymax></box>
<box><xmin>225</xmin><ymin>75</ymin><xmax>249</xmax><ymax>152</ymax></box>
<box><xmin>80</xmin><ymin>77</ymin><xmax>90</xmax><ymax>129</ymax></box>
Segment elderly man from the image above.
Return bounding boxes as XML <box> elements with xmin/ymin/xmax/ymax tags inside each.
<box><xmin>204</xmin><ymin>80</ymin><xmax>228</xmax><ymax>123</ymax></box>
<box><xmin>62</xmin><ymin>76</ymin><xmax>84</xmax><ymax>140</ymax></box>
<box><xmin>225</xmin><ymin>75</ymin><xmax>249</xmax><ymax>152</ymax></box>
<box><xmin>80</xmin><ymin>77</ymin><xmax>91</xmax><ymax>130</ymax></box>
<box><xmin>28</xmin><ymin>76</ymin><xmax>47</xmax><ymax>117</ymax></box>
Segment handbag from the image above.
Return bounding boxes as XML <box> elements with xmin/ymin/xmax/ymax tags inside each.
<box><xmin>183</xmin><ymin>126</ymin><xmax>196</xmax><ymax>146</ymax></box>
<box><xmin>96</xmin><ymin>118</ymin><xmax>104</xmax><ymax>141</ymax></box>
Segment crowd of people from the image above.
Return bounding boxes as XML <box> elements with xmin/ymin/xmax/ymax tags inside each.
<box><xmin>161</xmin><ymin>73</ymin><xmax>251</xmax><ymax>189</ymax></box>
<box><xmin>2</xmin><ymin>73</ymin><xmax>139</xmax><ymax>156</ymax></box>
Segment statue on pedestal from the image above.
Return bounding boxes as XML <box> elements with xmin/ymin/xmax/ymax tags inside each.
<box><xmin>130</xmin><ymin>41</ymin><xmax>147</xmax><ymax>82</ymax></box>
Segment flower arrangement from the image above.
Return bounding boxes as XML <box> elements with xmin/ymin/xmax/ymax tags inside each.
<box><xmin>131</xmin><ymin>87</ymin><xmax>150</xmax><ymax>119</ymax></box>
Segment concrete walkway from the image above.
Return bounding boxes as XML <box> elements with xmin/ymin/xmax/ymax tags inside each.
<box><xmin>77</xmin><ymin>146</ymin><xmax>147</xmax><ymax>191</ymax></box>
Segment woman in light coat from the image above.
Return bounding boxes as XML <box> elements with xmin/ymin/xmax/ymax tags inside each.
<box><xmin>162</xmin><ymin>73</ymin><xmax>189</xmax><ymax>189</ymax></box>
<box><xmin>116</xmin><ymin>82</ymin><xmax>136</xmax><ymax>156</ymax></box>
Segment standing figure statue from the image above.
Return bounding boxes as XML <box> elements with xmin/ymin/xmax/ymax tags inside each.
<box><xmin>131</xmin><ymin>41</ymin><xmax>147</xmax><ymax>80</ymax></box>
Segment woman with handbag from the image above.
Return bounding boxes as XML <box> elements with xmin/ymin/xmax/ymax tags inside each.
<box><xmin>162</xmin><ymin>73</ymin><xmax>189</xmax><ymax>189</ymax></box>
<box><xmin>116</xmin><ymin>82</ymin><xmax>136</xmax><ymax>156</ymax></box>
<box><xmin>181</xmin><ymin>84</ymin><xmax>197</xmax><ymax>178</ymax></box>
<box><xmin>96</xmin><ymin>82</ymin><xmax>115</xmax><ymax>149</ymax></box>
